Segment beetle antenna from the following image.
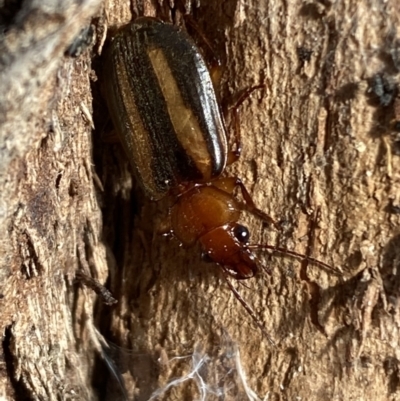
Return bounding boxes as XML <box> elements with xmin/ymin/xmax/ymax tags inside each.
<box><xmin>222</xmin><ymin>271</ymin><xmax>275</xmax><ymax>346</ymax></box>
<box><xmin>247</xmin><ymin>244</ymin><xmax>338</xmax><ymax>274</ymax></box>
<box><xmin>238</xmin><ymin>280</ymin><xmax>252</xmax><ymax>290</ymax></box>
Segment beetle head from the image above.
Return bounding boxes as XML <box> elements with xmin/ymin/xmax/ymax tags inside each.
<box><xmin>199</xmin><ymin>223</ymin><xmax>259</xmax><ymax>279</ymax></box>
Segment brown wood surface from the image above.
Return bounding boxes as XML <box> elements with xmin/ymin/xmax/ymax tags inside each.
<box><xmin>0</xmin><ymin>0</ymin><xmax>400</xmax><ymax>400</ymax></box>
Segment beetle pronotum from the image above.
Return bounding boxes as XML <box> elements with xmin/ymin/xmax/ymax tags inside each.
<box><xmin>104</xmin><ymin>16</ymin><xmax>331</xmax><ymax>343</ymax></box>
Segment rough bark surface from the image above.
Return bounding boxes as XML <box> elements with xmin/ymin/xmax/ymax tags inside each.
<box><xmin>0</xmin><ymin>0</ymin><xmax>400</xmax><ymax>400</ymax></box>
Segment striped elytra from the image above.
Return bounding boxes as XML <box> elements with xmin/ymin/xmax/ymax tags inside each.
<box><xmin>104</xmin><ymin>17</ymin><xmax>227</xmax><ymax>201</ymax></box>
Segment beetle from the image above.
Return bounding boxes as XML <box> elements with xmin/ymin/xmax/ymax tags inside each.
<box><xmin>103</xmin><ymin>16</ymin><xmax>331</xmax><ymax>342</ymax></box>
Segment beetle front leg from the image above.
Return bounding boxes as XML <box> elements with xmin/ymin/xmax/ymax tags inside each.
<box><xmin>212</xmin><ymin>176</ymin><xmax>278</xmax><ymax>228</ymax></box>
<box><xmin>221</xmin><ymin>270</ymin><xmax>275</xmax><ymax>345</ymax></box>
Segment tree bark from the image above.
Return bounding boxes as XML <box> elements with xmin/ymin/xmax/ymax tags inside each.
<box><xmin>1</xmin><ymin>0</ymin><xmax>400</xmax><ymax>400</ymax></box>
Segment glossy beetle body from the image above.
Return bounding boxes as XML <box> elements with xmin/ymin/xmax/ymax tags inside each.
<box><xmin>104</xmin><ymin>17</ymin><xmax>331</xmax><ymax>340</ymax></box>
<box><xmin>104</xmin><ymin>17</ymin><xmax>227</xmax><ymax>201</ymax></box>
<box><xmin>104</xmin><ymin>17</ymin><xmax>265</xmax><ymax>280</ymax></box>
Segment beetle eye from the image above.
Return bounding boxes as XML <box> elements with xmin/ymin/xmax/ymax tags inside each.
<box><xmin>233</xmin><ymin>224</ymin><xmax>250</xmax><ymax>244</ymax></box>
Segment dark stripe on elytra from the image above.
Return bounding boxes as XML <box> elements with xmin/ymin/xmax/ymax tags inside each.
<box><xmin>121</xmin><ymin>28</ymin><xmax>203</xmax><ymax>191</ymax></box>
<box><xmin>112</xmin><ymin>42</ymin><xmax>150</xmax><ymax>186</ymax></box>
<box><xmin>107</xmin><ymin>40</ymin><xmax>161</xmax><ymax>196</ymax></box>
<box><xmin>150</xmin><ymin>23</ymin><xmax>224</xmax><ymax>177</ymax></box>
<box><xmin>121</xmin><ymin>34</ymin><xmax>176</xmax><ymax>194</ymax></box>
<box><xmin>109</xmin><ymin>41</ymin><xmax>152</xmax><ymax>192</ymax></box>
<box><xmin>107</xmin><ymin>41</ymin><xmax>141</xmax><ymax>170</ymax></box>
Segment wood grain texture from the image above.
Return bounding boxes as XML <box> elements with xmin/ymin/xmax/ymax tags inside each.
<box><xmin>1</xmin><ymin>0</ymin><xmax>400</xmax><ymax>400</ymax></box>
<box><xmin>0</xmin><ymin>1</ymin><xmax>105</xmax><ymax>399</ymax></box>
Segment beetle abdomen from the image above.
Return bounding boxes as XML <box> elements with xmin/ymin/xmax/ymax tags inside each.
<box><xmin>104</xmin><ymin>17</ymin><xmax>228</xmax><ymax>200</ymax></box>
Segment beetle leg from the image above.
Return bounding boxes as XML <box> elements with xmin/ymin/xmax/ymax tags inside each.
<box><xmin>183</xmin><ymin>14</ymin><xmax>222</xmax><ymax>86</ymax></box>
<box><xmin>226</xmin><ymin>85</ymin><xmax>266</xmax><ymax>165</ymax></box>
<box><xmin>212</xmin><ymin>176</ymin><xmax>278</xmax><ymax>228</ymax></box>
<box><xmin>101</xmin><ymin>118</ymin><xmax>121</xmax><ymax>143</ymax></box>
<box><xmin>156</xmin><ymin>215</ymin><xmax>174</xmax><ymax>237</ymax></box>
<box><xmin>234</xmin><ymin>177</ymin><xmax>278</xmax><ymax>227</ymax></box>
<box><xmin>75</xmin><ymin>270</ymin><xmax>117</xmax><ymax>306</ymax></box>
<box><xmin>221</xmin><ymin>270</ymin><xmax>275</xmax><ymax>345</ymax></box>
<box><xmin>102</xmin><ymin>131</ymin><xmax>120</xmax><ymax>143</ymax></box>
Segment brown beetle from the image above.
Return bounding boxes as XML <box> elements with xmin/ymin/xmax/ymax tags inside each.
<box><xmin>104</xmin><ymin>17</ymin><xmax>331</xmax><ymax>342</ymax></box>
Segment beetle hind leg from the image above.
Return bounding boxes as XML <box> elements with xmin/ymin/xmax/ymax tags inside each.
<box><xmin>225</xmin><ymin>85</ymin><xmax>268</xmax><ymax>165</ymax></box>
<box><xmin>182</xmin><ymin>13</ymin><xmax>222</xmax><ymax>86</ymax></box>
